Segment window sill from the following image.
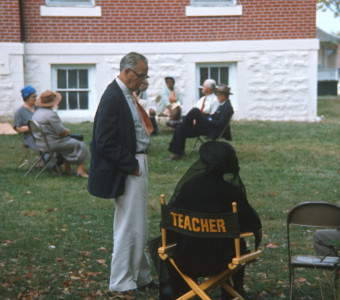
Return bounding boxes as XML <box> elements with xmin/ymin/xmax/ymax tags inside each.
<box><xmin>185</xmin><ymin>5</ymin><xmax>242</xmax><ymax>16</ymax></box>
<box><xmin>40</xmin><ymin>5</ymin><xmax>101</xmax><ymax>17</ymax></box>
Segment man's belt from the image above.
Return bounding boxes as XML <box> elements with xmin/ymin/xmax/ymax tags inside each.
<box><xmin>136</xmin><ymin>150</ymin><xmax>148</xmax><ymax>155</ymax></box>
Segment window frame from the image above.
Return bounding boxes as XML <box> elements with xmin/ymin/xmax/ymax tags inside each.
<box><xmin>196</xmin><ymin>63</ymin><xmax>233</xmax><ymax>99</ymax></box>
<box><xmin>46</xmin><ymin>0</ymin><xmax>94</xmax><ymax>6</ymax></box>
<box><xmin>190</xmin><ymin>0</ymin><xmax>237</xmax><ymax>6</ymax></box>
<box><xmin>51</xmin><ymin>65</ymin><xmax>94</xmax><ymax>112</ymax></box>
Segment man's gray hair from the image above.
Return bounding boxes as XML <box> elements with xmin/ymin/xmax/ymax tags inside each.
<box><xmin>120</xmin><ymin>52</ymin><xmax>148</xmax><ymax>72</ymax></box>
<box><xmin>204</xmin><ymin>79</ymin><xmax>216</xmax><ymax>92</ymax></box>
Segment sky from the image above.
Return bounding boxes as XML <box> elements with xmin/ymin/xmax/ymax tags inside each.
<box><xmin>317</xmin><ymin>7</ymin><xmax>340</xmax><ymax>35</ymax></box>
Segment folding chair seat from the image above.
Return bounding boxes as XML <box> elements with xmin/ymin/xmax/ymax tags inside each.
<box><xmin>158</xmin><ymin>194</ymin><xmax>262</xmax><ymax>300</ymax></box>
<box><xmin>287</xmin><ymin>201</ymin><xmax>340</xmax><ymax>300</ymax></box>
<box><xmin>25</xmin><ymin>120</ymin><xmax>61</xmax><ymax>179</ymax></box>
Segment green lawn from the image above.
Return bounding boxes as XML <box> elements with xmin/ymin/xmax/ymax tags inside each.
<box><xmin>0</xmin><ymin>98</ymin><xmax>339</xmax><ymax>299</ymax></box>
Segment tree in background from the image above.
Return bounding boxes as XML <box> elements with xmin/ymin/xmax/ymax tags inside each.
<box><xmin>317</xmin><ymin>0</ymin><xmax>340</xmax><ymax>17</ymax></box>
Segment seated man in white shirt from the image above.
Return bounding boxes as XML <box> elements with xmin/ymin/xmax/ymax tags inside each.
<box><xmin>166</xmin><ymin>79</ymin><xmax>219</xmax><ymax>128</ymax></box>
<box><xmin>194</xmin><ymin>79</ymin><xmax>219</xmax><ymax>116</ymax></box>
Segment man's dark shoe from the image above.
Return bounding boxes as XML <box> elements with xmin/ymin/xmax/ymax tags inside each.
<box><xmin>164</xmin><ymin>154</ymin><xmax>184</xmax><ymax>161</ymax></box>
<box><xmin>108</xmin><ymin>289</ymin><xmax>142</xmax><ymax>299</ymax></box>
<box><xmin>138</xmin><ymin>280</ymin><xmax>159</xmax><ymax>291</ymax></box>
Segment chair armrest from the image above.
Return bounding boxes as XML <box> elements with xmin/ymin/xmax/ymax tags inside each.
<box><xmin>158</xmin><ymin>243</ymin><xmax>177</xmax><ymax>254</ymax></box>
<box><xmin>229</xmin><ymin>250</ymin><xmax>262</xmax><ymax>269</ymax></box>
<box><xmin>240</xmin><ymin>232</ymin><xmax>253</xmax><ymax>238</ymax></box>
<box><xmin>158</xmin><ymin>243</ymin><xmax>177</xmax><ymax>260</ymax></box>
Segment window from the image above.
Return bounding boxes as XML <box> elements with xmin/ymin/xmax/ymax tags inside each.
<box><xmin>52</xmin><ymin>66</ymin><xmax>91</xmax><ymax>111</ymax></box>
<box><xmin>191</xmin><ymin>0</ymin><xmax>236</xmax><ymax>6</ymax></box>
<box><xmin>197</xmin><ymin>64</ymin><xmax>230</xmax><ymax>98</ymax></box>
<box><xmin>46</xmin><ymin>0</ymin><xmax>94</xmax><ymax>6</ymax></box>
<box><xmin>186</xmin><ymin>0</ymin><xmax>242</xmax><ymax>16</ymax></box>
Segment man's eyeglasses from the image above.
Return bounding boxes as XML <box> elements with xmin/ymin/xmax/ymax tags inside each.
<box><xmin>130</xmin><ymin>69</ymin><xmax>150</xmax><ymax>80</ymax></box>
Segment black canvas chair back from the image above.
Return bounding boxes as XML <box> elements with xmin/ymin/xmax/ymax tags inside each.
<box><xmin>158</xmin><ymin>194</ymin><xmax>261</xmax><ymax>300</ymax></box>
<box><xmin>24</xmin><ymin>120</ymin><xmax>61</xmax><ymax>179</ymax></box>
<box><xmin>287</xmin><ymin>201</ymin><xmax>340</xmax><ymax>300</ymax></box>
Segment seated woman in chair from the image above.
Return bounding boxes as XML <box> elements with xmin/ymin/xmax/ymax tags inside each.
<box><xmin>160</xmin><ymin>141</ymin><xmax>262</xmax><ymax>300</ymax></box>
<box><xmin>32</xmin><ymin>90</ymin><xmax>90</xmax><ymax>178</ymax></box>
<box><xmin>13</xmin><ymin>85</ymin><xmax>38</xmax><ymax>152</ymax></box>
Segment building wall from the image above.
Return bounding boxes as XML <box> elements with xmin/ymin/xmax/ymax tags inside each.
<box><xmin>22</xmin><ymin>39</ymin><xmax>319</xmax><ymax>123</ymax></box>
<box><xmin>22</xmin><ymin>0</ymin><xmax>316</xmax><ymax>43</ymax></box>
<box><xmin>0</xmin><ymin>0</ymin><xmax>21</xmax><ymax>43</ymax></box>
<box><xmin>0</xmin><ymin>0</ymin><xmax>319</xmax><ymax>122</ymax></box>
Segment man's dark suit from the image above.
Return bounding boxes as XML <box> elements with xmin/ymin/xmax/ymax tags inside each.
<box><xmin>87</xmin><ymin>80</ymin><xmax>138</xmax><ymax>199</ymax></box>
<box><xmin>168</xmin><ymin>100</ymin><xmax>234</xmax><ymax>155</ymax></box>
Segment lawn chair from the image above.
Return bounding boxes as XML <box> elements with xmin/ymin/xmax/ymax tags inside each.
<box><xmin>287</xmin><ymin>201</ymin><xmax>340</xmax><ymax>300</ymax></box>
<box><xmin>25</xmin><ymin>120</ymin><xmax>61</xmax><ymax>179</ymax></box>
<box><xmin>191</xmin><ymin>119</ymin><xmax>232</xmax><ymax>153</ymax></box>
<box><xmin>158</xmin><ymin>194</ymin><xmax>262</xmax><ymax>300</ymax></box>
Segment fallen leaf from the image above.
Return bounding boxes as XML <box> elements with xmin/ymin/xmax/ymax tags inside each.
<box><xmin>297</xmin><ymin>277</ymin><xmax>306</xmax><ymax>283</ymax></box>
<box><xmin>98</xmin><ymin>247</ymin><xmax>107</xmax><ymax>252</ymax></box>
<box><xmin>265</xmin><ymin>242</ymin><xmax>278</xmax><ymax>249</ymax></box>
<box><xmin>96</xmin><ymin>259</ymin><xmax>106</xmax><ymax>264</ymax></box>
<box><xmin>56</xmin><ymin>257</ymin><xmax>64</xmax><ymax>262</ymax></box>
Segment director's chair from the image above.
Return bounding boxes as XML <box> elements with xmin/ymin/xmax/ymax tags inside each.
<box><xmin>158</xmin><ymin>194</ymin><xmax>262</xmax><ymax>300</ymax></box>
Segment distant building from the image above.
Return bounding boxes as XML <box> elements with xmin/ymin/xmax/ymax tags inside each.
<box><xmin>1</xmin><ymin>0</ymin><xmax>319</xmax><ymax>122</ymax></box>
<box><xmin>317</xmin><ymin>27</ymin><xmax>340</xmax><ymax>96</ymax></box>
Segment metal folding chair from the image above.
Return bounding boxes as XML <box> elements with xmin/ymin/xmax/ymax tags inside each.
<box><xmin>25</xmin><ymin>120</ymin><xmax>61</xmax><ymax>179</ymax></box>
<box><xmin>287</xmin><ymin>201</ymin><xmax>340</xmax><ymax>299</ymax></box>
<box><xmin>158</xmin><ymin>194</ymin><xmax>262</xmax><ymax>300</ymax></box>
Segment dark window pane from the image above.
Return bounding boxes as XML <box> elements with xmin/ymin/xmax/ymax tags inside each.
<box><xmin>210</xmin><ymin>67</ymin><xmax>219</xmax><ymax>84</ymax></box>
<box><xmin>200</xmin><ymin>68</ymin><xmax>208</xmax><ymax>85</ymax></box>
<box><xmin>79</xmin><ymin>92</ymin><xmax>88</xmax><ymax>109</ymax></box>
<box><xmin>220</xmin><ymin>67</ymin><xmax>229</xmax><ymax>85</ymax></box>
<box><xmin>68</xmin><ymin>70</ymin><xmax>77</xmax><ymax>89</ymax></box>
<box><xmin>57</xmin><ymin>69</ymin><xmax>66</xmax><ymax>89</ymax></box>
<box><xmin>58</xmin><ymin>91</ymin><xmax>67</xmax><ymax>110</ymax></box>
<box><xmin>79</xmin><ymin>69</ymin><xmax>88</xmax><ymax>88</ymax></box>
<box><xmin>69</xmin><ymin>92</ymin><xmax>78</xmax><ymax>109</ymax></box>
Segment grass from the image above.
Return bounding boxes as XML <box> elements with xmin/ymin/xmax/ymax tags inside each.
<box><xmin>0</xmin><ymin>97</ymin><xmax>339</xmax><ymax>299</ymax></box>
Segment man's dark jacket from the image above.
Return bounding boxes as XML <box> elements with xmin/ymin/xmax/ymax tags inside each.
<box><xmin>87</xmin><ymin>80</ymin><xmax>138</xmax><ymax>199</ymax></box>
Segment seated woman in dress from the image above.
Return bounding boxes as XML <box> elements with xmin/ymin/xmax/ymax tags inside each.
<box><xmin>13</xmin><ymin>85</ymin><xmax>38</xmax><ymax>151</ymax></box>
<box><xmin>32</xmin><ymin>90</ymin><xmax>89</xmax><ymax>178</ymax></box>
<box><xmin>160</xmin><ymin>141</ymin><xmax>262</xmax><ymax>300</ymax></box>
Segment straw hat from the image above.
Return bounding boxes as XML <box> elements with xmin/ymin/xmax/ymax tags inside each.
<box><xmin>36</xmin><ymin>90</ymin><xmax>62</xmax><ymax>108</ymax></box>
<box><xmin>216</xmin><ymin>84</ymin><xmax>233</xmax><ymax>95</ymax></box>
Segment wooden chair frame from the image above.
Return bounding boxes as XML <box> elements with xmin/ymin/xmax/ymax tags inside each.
<box><xmin>158</xmin><ymin>194</ymin><xmax>262</xmax><ymax>300</ymax></box>
<box><xmin>287</xmin><ymin>201</ymin><xmax>340</xmax><ymax>300</ymax></box>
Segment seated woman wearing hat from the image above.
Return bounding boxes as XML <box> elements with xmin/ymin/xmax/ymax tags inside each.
<box><xmin>13</xmin><ymin>85</ymin><xmax>38</xmax><ymax>151</ymax></box>
<box><xmin>32</xmin><ymin>90</ymin><xmax>89</xmax><ymax>178</ymax></box>
<box><xmin>160</xmin><ymin>141</ymin><xmax>262</xmax><ymax>300</ymax></box>
<box><xmin>166</xmin><ymin>84</ymin><xmax>234</xmax><ymax>161</ymax></box>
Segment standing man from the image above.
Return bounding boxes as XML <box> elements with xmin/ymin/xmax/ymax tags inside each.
<box><xmin>87</xmin><ymin>52</ymin><xmax>156</xmax><ymax>294</ymax></box>
<box><xmin>194</xmin><ymin>79</ymin><xmax>219</xmax><ymax>116</ymax></box>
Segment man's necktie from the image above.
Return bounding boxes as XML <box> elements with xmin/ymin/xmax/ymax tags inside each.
<box><xmin>200</xmin><ymin>96</ymin><xmax>207</xmax><ymax>113</ymax></box>
<box><xmin>132</xmin><ymin>93</ymin><xmax>154</xmax><ymax>136</ymax></box>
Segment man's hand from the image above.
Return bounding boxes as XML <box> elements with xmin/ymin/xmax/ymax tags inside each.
<box><xmin>60</xmin><ymin>128</ymin><xmax>71</xmax><ymax>137</ymax></box>
<box><xmin>133</xmin><ymin>164</ymin><xmax>140</xmax><ymax>176</ymax></box>
<box><xmin>254</xmin><ymin>228</ymin><xmax>262</xmax><ymax>250</ymax></box>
